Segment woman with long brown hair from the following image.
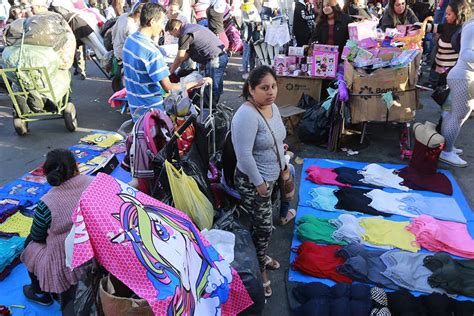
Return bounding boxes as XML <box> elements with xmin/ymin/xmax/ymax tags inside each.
<box><xmin>379</xmin><ymin>0</ymin><xmax>419</xmax><ymax>30</ymax></box>
<box><xmin>309</xmin><ymin>0</ymin><xmax>351</xmax><ymax>55</ymax></box>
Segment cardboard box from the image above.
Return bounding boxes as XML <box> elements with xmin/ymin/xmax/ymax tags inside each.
<box><xmin>344</xmin><ymin>55</ymin><xmax>422</xmax><ymax>123</ymax></box>
<box><xmin>99</xmin><ymin>275</ymin><xmax>153</xmax><ymax>316</ymax></box>
<box><xmin>275</xmin><ymin>76</ymin><xmax>322</xmax><ymax>107</ymax></box>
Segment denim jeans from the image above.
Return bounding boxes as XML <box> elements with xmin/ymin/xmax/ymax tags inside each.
<box><xmin>242</xmin><ymin>42</ymin><xmax>256</xmax><ymax>73</ymax></box>
<box><xmin>204</xmin><ymin>52</ymin><xmax>229</xmax><ymax>104</ymax></box>
<box><xmin>434</xmin><ymin>0</ymin><xmax>448</xmax><ymax>24</ymax></box>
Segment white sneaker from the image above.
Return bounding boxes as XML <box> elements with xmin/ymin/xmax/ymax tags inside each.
<box><xmin>453</xmin><ymin>147</ymin><xmax>463</xmax><ymax>155</ymax></box>
<box><xmin>439</xmin><ymin>151</ymin><xmax>468</xmax><ymax>167</ymax></box>
<box><xmin>242</xmin><ymin>73</ymin><xmax>249</xmax><ymax>80</ymax></box>
<box><xmin>238</xmin><ymin>66</ymin><xmax>244</xmax><ymax>72</ymax></box>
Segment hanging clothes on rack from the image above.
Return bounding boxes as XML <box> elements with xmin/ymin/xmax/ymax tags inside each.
<box><xmin>253</xmin><ymin>4</ymin><xmax>290</xmax><ymax>66</ymax></box>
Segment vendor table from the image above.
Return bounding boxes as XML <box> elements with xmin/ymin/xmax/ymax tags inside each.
<box><xmin>343</xmin><ymin>55</ymin><xmax>422</xmax><ymax>146</ymax></box>
<box><xmin>344</xmin><ymin>56</ymin><xmax>421</xmax><ymax>124</ymax></box>
<box><xmin>275</xmin><ymin>76</ymin><xmax>322</xmax><ymax>107</ymax></box>
<box><xmin>275</xmin><ymin>76</ymin><xmax>323</xmax><ymax>134</ymax></box>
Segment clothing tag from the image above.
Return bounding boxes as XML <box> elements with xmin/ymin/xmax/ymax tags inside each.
<box><xmin>382</xmin><ymin>91</ymin><xmax>394</xmax><ymax>110</ymax></box>
<box><xmin>321</xmin><ymin>87</ymin><xmax>338</xmax><ymax>110</ymax></box>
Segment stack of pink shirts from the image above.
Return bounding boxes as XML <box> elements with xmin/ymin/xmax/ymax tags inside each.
<box><xmin>305</xmin><ymin>165</ymin><xmax>350</xmax><ymax>187</ymax></box>
<box><xmin>406</xmin><ymin>215</ymin><xmax>474</xmax><ymax>258</ymax></box>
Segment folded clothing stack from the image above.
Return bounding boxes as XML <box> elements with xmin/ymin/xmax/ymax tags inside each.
<box><xmin>0</xmin><ymin>236</ymin><xmax>25</xmax><ymax>281</ymax></box>
<box><xmin>407</xmin><ymin>215</ymin><xmax>474</xmax><ymax>259</ymax></box>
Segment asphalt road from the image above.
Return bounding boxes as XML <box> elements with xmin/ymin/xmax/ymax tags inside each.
<box><xmin>1</xmin><ymin>57</ymin><xmax>473</xmax><ymax>316</ymax></box>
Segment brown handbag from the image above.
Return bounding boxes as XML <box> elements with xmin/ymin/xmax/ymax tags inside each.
<box><xmin>253</xmin><ymin>105</ymin><xmax>295</xmax><ymax>202</ymax></box>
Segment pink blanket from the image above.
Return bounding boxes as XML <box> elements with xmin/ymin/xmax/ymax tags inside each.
<box><xmin>71</xmin><ymin>173</ymin><xmax>252</xmax><ymax>315</ymax></box>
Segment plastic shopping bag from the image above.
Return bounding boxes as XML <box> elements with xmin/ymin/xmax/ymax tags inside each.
<box><xmin>165</xmin><ymin>160</ymin><xmax>214</xmax><ymax>230</ymax></box>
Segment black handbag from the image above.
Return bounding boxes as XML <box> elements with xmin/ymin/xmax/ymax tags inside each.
<box><xmin>431</xmin><ymin>85</ymin><xmax>450</xmax><ymax>106</ymax></box>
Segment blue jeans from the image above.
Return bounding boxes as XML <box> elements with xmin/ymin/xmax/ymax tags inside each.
<box><xmin>280</xmin><ymin>163</ymin><xmax>296</xmax><ymax>218</ymax></box>
<box><xmin>242</xmin><ymin>42</ymin><xmax>256</xmax><ymax>73</ymax></box>
<box><xmin>434</xmin><ymin>0</ymin><xmax>448</xmax><ymax>24</ymax></box>
<box><xmin>204</xmin><ymin>53</ymin><xmax>229</xmax><ymax>104</ymax></box>
<box><xmin>423</xmin><ymin>33</ymin><xmax>434</xmax><ymax>56</ymax></box>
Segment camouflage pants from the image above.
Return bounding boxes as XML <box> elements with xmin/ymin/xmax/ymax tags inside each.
<box><xmin>234</xmin><ymin>169</ymin><xmax>275</xmax><ymax>272</ymax></box>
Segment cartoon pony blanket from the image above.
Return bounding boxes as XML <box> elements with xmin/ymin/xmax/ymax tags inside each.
<box><xmin>71</xmin><ymin>173</ymin><xmax>252</xmax><ymax>315</ymax></box>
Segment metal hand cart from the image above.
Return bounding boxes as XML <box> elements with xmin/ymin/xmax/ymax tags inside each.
<box><xmin>0</xmin><ymin>67</ymin><xmax>77</xmax><ymax>135</ymax></box>
<box><xmin>196</xmin><ymin>82</ymin><xmax>216</xmax><ymax>156</ymax></box>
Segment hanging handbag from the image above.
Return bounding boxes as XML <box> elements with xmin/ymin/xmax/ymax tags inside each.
<box><xmin>253</xmin><ymin>104</ymin><xmax>295</xmax><ymax>202</ymax></box>
<box><xmin>431</xmin><ymin>85</ymin><xmax>450</xmax><ymax>106</ymax></box>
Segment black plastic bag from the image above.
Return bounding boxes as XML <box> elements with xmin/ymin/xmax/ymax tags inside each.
<box><xmin>152</xmin><ymin>121</ymin><xmax>214</xmax><ymax>206</ymax></box>
<box><xmin>297</xmin><ymin>97</ymin><xmax>332</xmax><ymax>145</ymax></box>
<box><xmin>297</xmin><ymin>93</ymin><xmax>319</xmax><ymax>110</ymax></box>
<box><xmin>73</xmin><ymin>260</ymin><xmax>106</xmax><ymax>316</ymax></box>
<box><xmin>213</xmin><ymin>209</ymin><xmax>265</xmax><ymax>316</ymax></box>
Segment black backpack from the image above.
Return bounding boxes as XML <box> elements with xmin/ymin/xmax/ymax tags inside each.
<box><xmin>451</xmin><ymin>27</ymin><xmax>462</xmax><ymax>53</ymax></box>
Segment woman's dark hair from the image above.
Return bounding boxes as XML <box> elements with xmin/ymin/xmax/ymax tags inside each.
<box><xmin>317</xmin><ymin>0</ymin><xmax>344</xmax><ymax>23</ymax></box>
<box><xmin>448</xmin><ymin>0</ymin><xmax>472</xmax><ymax>25</ymax></box>
<box><xmin>242</xmin><ymin>65</ymin><xmax>277</xmax><ymax>100</ymax></box>
<box><xmin>43</xmin><ymin>149</ymin><xmax>78</xmax><ymax>186</ymax></box>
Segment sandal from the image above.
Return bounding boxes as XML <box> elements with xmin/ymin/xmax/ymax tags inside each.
<box><xmin>279</xmin><ymin>209</ymin><xmax>296</xmax><ymax>226</ymax></box>
<box><xmin>264</xmin><ymin>255</ymin><xmax>280</xmax><ymax>270</ymax></box>
<box><xmin>263</xmin><ymin>280</ymin><xmax>272</xmax><ymax>298</ymax></box>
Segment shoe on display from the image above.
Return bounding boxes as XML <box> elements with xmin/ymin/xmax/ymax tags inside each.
<box><xmin>439</xmin><ymin>151</ymin><xmax>468</xmax><ymax>167</ymax></box>
<box><xmin>23</xmin><ymin>285</ymin><xmax>53</xmax><ymax>306</ymax></box>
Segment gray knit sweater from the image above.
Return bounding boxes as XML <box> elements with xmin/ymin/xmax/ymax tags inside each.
<box><xmin>231</xmin><ymin>102</ymin><xmax>286</xmax><ymax>186</ymax></box>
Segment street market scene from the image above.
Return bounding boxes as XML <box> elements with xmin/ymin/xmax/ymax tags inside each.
<box><xmin>1</xmin><ymin>0</ymin><xmax>474</xmax><ymax>315</ymax></box>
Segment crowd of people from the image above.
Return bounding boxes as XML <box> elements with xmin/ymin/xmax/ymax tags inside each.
<box><xmin>2</xmin><ymin>0</ymin><xmax>474</xmax><ymax>312</ymax></box>
<box><xmin>3</xmin><ymin>0</ymin><xmax>473</xmax><ymax>168</ymax></box>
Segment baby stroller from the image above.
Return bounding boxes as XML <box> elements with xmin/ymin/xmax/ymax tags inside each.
<box><xmin>121</xmin><ymin>83</ymin><xmax>216</xmax><ymax>196</ymax></box>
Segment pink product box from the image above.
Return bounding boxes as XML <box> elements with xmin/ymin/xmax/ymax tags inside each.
<box><xmin>348</xmin><ymin>20</ymin><xmax>378</xmax><ymax>41</ymax></box>
<box><xmin>313</xmin><ymin>44</ymin><xmax>338</xmax><ymax>53</ymax></box>
<box><xmin>311</xmin><ymin>46</ymin><xmax>339</xmax><ymax>78</ymax></box>
<box><xmin>358</xmin><ymin>37</ymin><xmax>378</xmax><ymax>49</ymax></box>
<box><xmin>274</xmin><ymin>56</ymin><xmax>288</xmax><ymax>76</ymax></box>
<box><xmin>274</xmin><ymin>56</ymin><xmax>298</xmax><ymax>76</ymax></box>
<box><xmin>341</xmin><ymin>46</ymin><xmax>351</xmax><ymax>60</ymax></box>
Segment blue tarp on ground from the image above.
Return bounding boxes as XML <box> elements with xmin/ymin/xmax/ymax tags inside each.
<box><xmin>289</xmin><ymin>158</ymin><xmax>474</xmax><ymax>301</ymax></box>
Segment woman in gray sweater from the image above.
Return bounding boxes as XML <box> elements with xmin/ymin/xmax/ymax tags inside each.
<box><xmin>440</xmin><ymin>18</ymin><xmax>474</xmax><ymax>167</ymax></box>
<box><xmin>231</xmin><ymin>66</ymin><xmax>286</xmax><ymax>298</ymax></box>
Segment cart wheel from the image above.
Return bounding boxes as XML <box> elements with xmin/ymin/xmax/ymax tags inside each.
<box><xmin>13</xmin><ymin>118</ymin><xmax>28</xmax><ymax>135</ymax></box>
<box><xmin>111</xmin><ymin>75</ymin><xmax>123</xmax><ymax>92</ymax></box>
<box><xmin>63</xmin><ymin>102</ymin><xmax>77</xmax><ymax>132</ymax></box>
